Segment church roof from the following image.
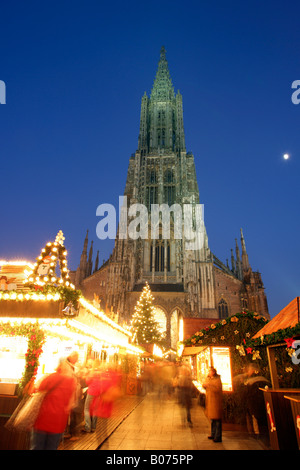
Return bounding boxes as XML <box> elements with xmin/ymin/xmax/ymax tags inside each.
<box><xmin>252</xmin><ymin>297</ymin><xmax>300</xmax><ymax>338</ymax></box>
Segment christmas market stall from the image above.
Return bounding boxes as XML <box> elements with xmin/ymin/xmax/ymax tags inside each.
<box><xmin>0</xmin><ymin>232</ymin><xmax>143</xmax><ymax>450</ymax></box>
<box><xmin>250</xmin><ymin>297</ymin><xmax>300</xmax><ymax>450</ymax></box>
<box><xmin>181</xmin><ymin>311</ymin><xmax>270</xmax><ymax>431</ymax></box>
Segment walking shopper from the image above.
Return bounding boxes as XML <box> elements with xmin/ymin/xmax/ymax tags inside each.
<box><xmin>177</xmin><ymin>363</ymin><xmax>194</xmax><ymax>427</ymax></box>
<box><xmin>62</xmin><ymin>351</ymin><xmax>83</xmax><ymax>440</ymax></box>
<box><xmin>30</xmin><ymin>361</ymin><xmax>77</xmax><ymax>450</ymax></box>
<box><xmin>90</xmin><ymin>365</ymin><xmax>122</xmax><ymax>437</ymax></box>
<box><xmin>83</xmin><ymin>359</ymin><xmax>102</xmax><ymax>433</ymax></box>
<box><xmin>203</xmin><ymin>367</ymin><xmax>223</xmax><ymax>442</ymax></box>
<box><xmin>243</xmin><ymin>364</ymin><xmax>270</xmax><ymax>438</ymax></box>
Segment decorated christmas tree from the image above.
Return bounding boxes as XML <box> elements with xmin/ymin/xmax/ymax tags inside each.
<box><xmin>131</xmin><ymin>282</ymin><xmax>163</xmax><ymax>346</ymax></box>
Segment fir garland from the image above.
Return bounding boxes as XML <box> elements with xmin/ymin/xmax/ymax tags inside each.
<box><xmin>183</xmin><ymin>310</ymin><xmax>300</xmax><ymax>387</ymax></box>
<box><xmin>184</xmin><ymin>311</ymin><xmax>268</xmax><ymax>349</ymax></box>
<box><xmin>0</xmin><ymin>321</ymin><xmax>46</xmax><ymax>393</ymax></box>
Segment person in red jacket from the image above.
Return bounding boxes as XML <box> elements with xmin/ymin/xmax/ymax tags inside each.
<box><xmin>90</xmin><ymin>366</ymin><xmax>122</xmax><ymax>437</ymax></box>
<box><xmin>30</xmin><ymin>361</ymin><xmax>77</xmax><ymax>450</ymax></box>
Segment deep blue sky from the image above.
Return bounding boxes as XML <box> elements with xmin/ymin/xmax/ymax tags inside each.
<box><xmin>1</xmin><ymin>1</ymin><xmax>299</xmax><ymax>319</ymax></box>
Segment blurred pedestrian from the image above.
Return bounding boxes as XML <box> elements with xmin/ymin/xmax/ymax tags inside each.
<box><xmin>65</xmin><ymin>351</ymin><xmax>79</xmax><ymax>374</ymax></box>
<box><xmin>90</xmin><ymin>364</ymin><xmax>122</xmax><ymax>438</ymax></box>
<box><xmin>177</xmin><ymin>363</ymin><xmax>194</xmax><ymax>427</ymax></box>
<box><xmin>61</xmin><ymin>351</ymin><xmax>84</xmax><ymax>441</ymax></box>
<box><xmin>140</xmin><ymin>361</ymin><xmax>154</xmax><ymax>395</ymax></box>
<box><xmin>243</xmin><ymin>364</ymin><xmax>270</xmax><ymax>438</ymax></box>
<box><xmin>82</xmin><ymin>359</ymin><xmax>102</xmax><ymax>433</ymax></box>
<box><xmin>203</xmin><ymin>367</ymin><xmax>223</xmax><ymax>442</ymax></box>
<box><xmin>30</xmin><ymin>361</ymin><xmax>77</xmax><ymax>450</ymax></box>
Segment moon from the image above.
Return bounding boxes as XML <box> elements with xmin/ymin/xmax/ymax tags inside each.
<box><xmin>283</xmin><ymin>153</ymin><xmax>289</xmax><ymax>160</ymax></box>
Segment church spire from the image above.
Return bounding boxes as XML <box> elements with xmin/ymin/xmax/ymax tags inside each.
<box><xmin>150</xmin><ymin>46</ymin><xmax>175</xmax><ymax>101</ymax></box>
<box><xmin>138</xmin><ymin>46</ymin><xmax>185</xmax><ymax>154</ymax></box>
<box><xmin>231</xmin><ymin>248</ymin><xmax>236</xmax><ymax>274</ymax></box>
<box><xmin>235</xmin><ymin>238</ymin><xmax>243</xmax><ymax>280</ymax></box>
<box><xmin>94</xmin><ymin>250</ymin><xmax>99</xmax><ymax>273</ymax></box>
<box><xmin>86</xmin><ymin>240</ymin><xmax>93</xmax><ymax>277</ymax></box>
<box><xmin>80</xmin><ymin>230</ymin><xmax>88</xmax><ymax>271</ymax></box>
<box><xmin>240</xmin><ymin>228</ymin><xmax>250</xmax><ymax>272</ymax></box>
<box><xmin>75</xmin><ymin>229</ymin><xmax>89</xmax><ymax>287</ymax></box>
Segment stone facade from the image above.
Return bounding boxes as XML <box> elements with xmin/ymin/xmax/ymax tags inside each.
<box><xmin>72</xmin><ymin>47</ymin><xmax>270</xmax><ymax>347</ymax></box>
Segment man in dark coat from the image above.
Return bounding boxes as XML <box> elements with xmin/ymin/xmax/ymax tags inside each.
<box><xmin>203</xmin><ymin>367</ymin><xmax>223</xmax><ymax>442</ymax></box>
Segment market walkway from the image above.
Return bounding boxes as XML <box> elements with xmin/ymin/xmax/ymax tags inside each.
<box><xmin>59</xmin><ymin>395</ymin><xmax>144</xmax><ymax>450</ymax></box>
<box><xmin>59</xmin><ymin>392</ymin><xmax>269</xmax><ymax>451</ymax></box>
<box><xmin>96</xmin><ymin>392</ymin><xmax>269</xmax><ymax>451</ymax></box>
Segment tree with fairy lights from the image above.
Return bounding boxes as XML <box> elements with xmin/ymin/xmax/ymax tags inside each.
<box><xmin>131</xmin><ymin>282</ymin><xmax>164</xmax><ymax>346</ymax></box>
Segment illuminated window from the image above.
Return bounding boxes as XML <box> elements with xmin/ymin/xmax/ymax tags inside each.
<box><xmin>153</xmin><ymin>307</ymin><xmax>167</xmax><ymax>335</ymax></box>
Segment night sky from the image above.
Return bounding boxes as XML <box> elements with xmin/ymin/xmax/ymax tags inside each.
<box><xmin>1</xmin><ymin>1</ymin><xmax>299</xmax><ymax>319</ymax></box>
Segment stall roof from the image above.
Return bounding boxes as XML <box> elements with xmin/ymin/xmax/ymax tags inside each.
<box><xmin>253</xmin><ymin>297</ymin><xmax>300</xmax><ymax>339</ymax></box>
<box><xmin>182</xmin><ymin>346</ymin><xmax>206</xmax><ymax>356</ymax></box>
<box><xmin>183</xmin><ymin>318</ymin><xmax>219</xmax><ymax>340</ymax></box>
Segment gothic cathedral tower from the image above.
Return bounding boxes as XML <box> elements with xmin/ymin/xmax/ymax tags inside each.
<box><xmin>106</xmin><ymin>47</ymin><xmax>217</xmax><ymax>345</ymax></box>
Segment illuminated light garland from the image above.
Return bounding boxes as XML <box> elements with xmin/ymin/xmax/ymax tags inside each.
<box><xmin>0</xmin><ymin>291</ymin><xmax>62</xmax><ymax>301</ymax></box>
<box><xmin>79</xmin><ymin>297</ymin><xmax>132</xmax><ymax>337</ymax></box>
<box><xmin>0</xmin><ymin>293</ymin><xmax>138</xmax><ymax>347</ymax></box>
<box><xmin>0</xmin><ymin>316</ymin><xmax>142</xmax><ymax>355</ymax></box>
<box><xmin>0</xmin><ymin>260</ymin><xmax>34</xmax><ymax>269</ymax></box>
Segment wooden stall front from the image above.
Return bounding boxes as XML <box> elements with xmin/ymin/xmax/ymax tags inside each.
<box><xmin>284</xmin><ymin>395</ymin><xmax>300</xmax><ymax>450</ymax></box>
<box><xmin>253</xmin><ymin>297</ymin><xmax>300</xmax><ymax>450</ymax></box>
<box><xmin>181</xmin><ymin>345</ymin><xmax>233</xmax><ymax>393</ymax></box>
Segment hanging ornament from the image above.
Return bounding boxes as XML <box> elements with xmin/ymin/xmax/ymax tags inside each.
<box><xmin>37</xmin><ymin>255</ymin><xmax>51</xmax><ymax>276</ymax></box>
<box><xmin>62</xmin><ymin>301</ymin><xmax>78</xmax><ymax>317</ymax></box>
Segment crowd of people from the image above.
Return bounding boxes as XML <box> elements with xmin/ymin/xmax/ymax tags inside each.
<box><xmin>24</xmin><ymin>353</ymin><xmax>268</xmax><ymax>450</ymax></box>
<box><xmin>28</xmin><ymin>356</ymin><xmax>203</xmax><ymax>450</ymax></box>
<box><xmin>140</xmin><ymin>360</ymin><xmax>196</xmax><ymax>427</ymax></box>
<box><xmin>29</xmin><ymin>352</ymin><xmax>122</xmax><ymax>450</ymax></box>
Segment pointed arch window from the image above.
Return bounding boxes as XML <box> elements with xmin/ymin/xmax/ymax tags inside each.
<box><xmin>164</xmin><ymin>168</ymin><xmax>174</xmax><ymax>183</ymax></box>
<box><xmin>146</xmin><ymin>166</ymin><xmax>158</xmax><ymax>210</ymax></box>
<box><xmin>150</xmin><ymin>240</ymin><xmax>170</xmax><ymax>272</ymax></box>
<box><xmin>164</xmin><ymin>168</ymin><xmax>175</xmax><ymax>205</ymax></box>
<box><xmin>218</xmin><ymin>298</ymin><xmax>229</xmax><ymax>319</ymax></box>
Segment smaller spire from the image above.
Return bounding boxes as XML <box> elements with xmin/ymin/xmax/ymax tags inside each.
<box><xmin>240</xmin><ymin>228</ymin><xmax>250</xmax><ymax>271</ymax></box>
<box><xmin>76</xmin><ymin>229</ymin><xmax>89</xmax><ymax>286</ymax></box>
<box><xmin>235</xmin><ymin>238</ymin><xmax>243</xmax><ymax>280</ymax></box>
<box><xmin>94</xmin><ymin>250</ymin><xmax>99</xmax><ymax>273</ymax></box>
<box><xmin>231</xmin><ymin>248</ymin><xmax>236</xmax><ymax>273</ymax></box>
<box><xmin>83</xmin><ymin>229</ymin><xmax>89</xmax><ymax>252</ymax></box>
<box><xmin>79</xmin><ymin>230</ymin><xmax>89</xmax><ymax>271</ymax></box>
<box><xmin>88</xmin><ymin>240</ymin><xmax>93</xmax><ymax>262</ymax></box>
<box><xmin>86</xmin><ymin>241</ymin><xmax>94</xmax><ymax>277</ymax></box>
